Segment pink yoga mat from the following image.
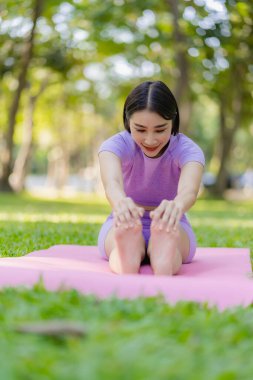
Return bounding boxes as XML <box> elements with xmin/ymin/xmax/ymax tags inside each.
<box><xmin>0</xmin><ymin>245</ymin><xmax>252</xmax><ymax>311</ymax></box>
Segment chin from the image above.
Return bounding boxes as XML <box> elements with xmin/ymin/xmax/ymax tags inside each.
<box><xmin>144</xmin><ymin>149</ymin><xmax>162</xmax><ymax>158</ymax></box>
<box><xmin>144</xmin><ymin>143</ymin><xmax>168</xmax><ymax>158</ymax></box>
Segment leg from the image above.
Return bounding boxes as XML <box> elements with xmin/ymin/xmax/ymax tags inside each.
<box><xmin>104</xmin><ymin>220</ymin><xmax>146</xmax><ymax>274</ymax></box>
<box><xmin>148</xmin><ymin>224</ymin><xmax>190</xmax><ymax>276</ymax></box>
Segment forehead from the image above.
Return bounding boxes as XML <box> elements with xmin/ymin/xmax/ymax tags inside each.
<box><xmin>130</xmin><ymin>110</ymin><xmax>168</xmax><ymax>126</ymax></box>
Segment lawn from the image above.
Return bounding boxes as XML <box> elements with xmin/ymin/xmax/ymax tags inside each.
<box><xmin>0</xmin><ymin>192</ymin><xmax>252</xmax><ymax>380</ymax></box>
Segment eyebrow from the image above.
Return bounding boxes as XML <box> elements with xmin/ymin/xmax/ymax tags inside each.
<box><xmin>134</xmin><ymin>123</ymin><xmax>168</xmax><ymax>129</ymax></box>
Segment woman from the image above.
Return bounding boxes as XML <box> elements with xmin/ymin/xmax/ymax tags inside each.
<box><xmin>97</xmin><ymin>81</ymin><xmax>205</xmax><ymax>275</ymax></box>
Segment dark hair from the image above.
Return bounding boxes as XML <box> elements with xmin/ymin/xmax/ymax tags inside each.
<box><xmin>123</xmin><ymin>81</ymin><xmax>179</xmax><ymax>135</ymax></box>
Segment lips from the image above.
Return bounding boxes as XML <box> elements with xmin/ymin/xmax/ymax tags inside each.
<box><xmin>142</xmin><ymin>144</ymin><xmax>160</xmax><ymax>152</ymax></box>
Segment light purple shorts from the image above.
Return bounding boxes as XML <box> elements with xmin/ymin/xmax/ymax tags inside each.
<box><xmin>97</xmin><ymin>211</ymin><xmax>197</xmax><ymax>264</ymax></box>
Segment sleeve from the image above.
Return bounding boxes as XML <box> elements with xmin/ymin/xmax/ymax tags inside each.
<box><xmin>98</xmin><ymin>132</ymin><xmax>134</xmax><ymax>163</ymax></box>
<box><xmin>175</xmin><ymin>135</ymin><xmax>205</xmax><ymax>169</ymax></box>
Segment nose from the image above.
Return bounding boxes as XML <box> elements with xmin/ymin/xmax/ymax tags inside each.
<box><xmin>144</xmin><ymin>133</ymin><xmax>157</xmax><ymax>146</ymax></box>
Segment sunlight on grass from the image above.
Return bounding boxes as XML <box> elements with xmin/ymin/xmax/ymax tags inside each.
<box><xmin>191</xmin><ymin>218</ymin><xmax>253</xmax><ymax>228</ymax></box>
<box><xmin>0</xmin><ymin>193</ymin><xmax>252</xmax><ymax>257</ymax></box>
<box><xmin>0</xmin><ymin>212</ymin><xmax>107</xmax><ymax>224</ymax></box>
<box><xmin>0</xmin><ymin>213</ymin><xmax>252</xmax><ymax>228</ymax></box>
<box><xmin>194</xmin><ymin>198</ymin><xmax>253</xmax><ymax>211</ymax></box>
<box><xmin>23</xmin><ymin>191</ymin><xmax>108</xmax><ymax>205</ymax></box>
<box><xmin>0</xmin><ymin>192</ymin><xmax>109</xmax><ymax>223</ymax></box>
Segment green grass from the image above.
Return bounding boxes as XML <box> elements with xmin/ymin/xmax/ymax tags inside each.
<box><xmin>0</xmin><ymin>192</ymin><xmax>253</xmax><ymax>379</ymax></box>
<box><xmin>0</xmin><ymin>193</ymin><xmax>110</xmax><ymax>257</ymax></box>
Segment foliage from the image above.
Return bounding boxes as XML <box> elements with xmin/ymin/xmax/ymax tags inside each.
<box><xmin>0</xmin><ymin>0</ymin><xmax>252</xmax><ymax>190</ymax></box>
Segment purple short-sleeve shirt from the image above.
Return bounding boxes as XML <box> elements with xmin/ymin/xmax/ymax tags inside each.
<box><xmin>98</xmin><ymin>131</ymin><xmax>205</xmax><ymax>226</ymax></box>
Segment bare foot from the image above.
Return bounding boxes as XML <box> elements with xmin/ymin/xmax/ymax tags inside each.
<box><xmin>109</xmin><ymin>220</ymin><xmax>145</xmax><ymax>274</ymax></box>
<box><xmin>148</xmin><ymin>225</ymin><xmax>182</xmax><ymax>275</ymax></box>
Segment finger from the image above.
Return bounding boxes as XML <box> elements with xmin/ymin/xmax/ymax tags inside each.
<box><xmin>124</xmin><ymin>210</ymin><xmax>138</xmax><ymax>228</ymax></box>
<box><xmin>125</xmin><ymin>199</ymin><xmax>137</xmax><ymax>219</ymax></box>
<box><xmin>150</xmin><ymin>206</ymin><xmax>159</xmax><ymax>219</ymax></box>
<box><xmin>119</xmin><ymin>217</ymin><xmax>132</xmax><ymax>229</ymax></box>
<box><xmin>173</xmin><ymin>219</ymin><xmax>179</xmax><ymax>231</ymax></box>
<box><xmin>154</xmin><ymin>201</ymin><xmax>173</xmax><ymax>229</ymax></box>
<box><xmin>130</xmin><ymin>207</ymin><xmax>142</xmax><ymax>219</ymax></box>
<box><xmin>166</xmin><ymin>210</ymin><xmax>179</xmax><ymax>231</ymax></box>
<box><xmin>116</xmin><ymin>209</ymin><xmax>139</xmax><ymax>228</ymax></box>
<box><xmin>129</xmin><ymin>208</ymin><xmax>139</xmax><ymax>219</ymax></box>
<box><xmin>171</xmin><ymin>206</ymin><xmax>183</xmax><ymax>229</ymax></box>
<box><xmin>161</xmin><ymin>203</ymin><xmax>174</xmax><ymax>223</ymax></box>
<box><xmin>173</xmin><ymin>211</ymin><xmax>182</xmax><ymax>231</ymax></box>
<box><xmin>134</xmin><ymin>218</ymin><xmax>142</xmax><ymax>226</ymax></box>
<box><xmin>125</xmin><ymin>199</ymin><xmax>142</xmax><ymax>220</ymax></box>
<box><xmin>116</xmin><ymin>212</ymin><xmax>126</xmax><ymax>224</ymax></box>
<box><xmin>151</xmin><ymin>219</ymin><xmax>159</xmax><ymax>230</ymax></box>
<box><xmin>151</xmin><ymin>219</ymin><xmax>160</xmax><ymax>231</ymax></box>
<box><xmin>124</xmin><ymin>209</ymin><xmax>132</xmax><ymax>221</ymax></box>
<box><xmin>114</xmin><ymin>208</ymin><xmax>130</xmax><ymax>225</ymax></box>
<box><xmin>114</xmin><ymin>215</ymin><xmax>121</xmax><ymax>228</ymax></box>
<box><xmin>137</xmin><ymin>207</ymin><xmax>144</xmax><ymax>217</ymax></box>
<box><xmin>151</xmin><ymin>205</ymin><xmax>165</xmax><ymax>221</ymax></box>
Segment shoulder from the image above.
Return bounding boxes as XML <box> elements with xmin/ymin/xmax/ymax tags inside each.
<box><xmin>170</xmin><ymin>133</ymin><xmax>205</xmax><ymax>168</ymax></box>
<box><xmin>98</xmin><ymin>131</ymin><xmax>135</xmax><ymax>161</ymax></box>
<box><xmin>174</xmin><ymin>133</ymin><xmax>202</xmax><ymax>150</ymax></box>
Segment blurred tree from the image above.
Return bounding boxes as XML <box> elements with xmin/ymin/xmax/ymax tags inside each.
<box><xmin>0</xmin><ymin>0</ymin><xmax>252</xmax><ymax>196</ymax></box>
<box><xmin>183</xmin><ymin>0</ymin><xmax>253</xmax><ymax>195</ymax></box>
<box><xmin>10</xmin><ymin>77</ymin><xmax>48</xmax><ymax>191</ymax></box>
<box><xmin>212</xmin><ymin>1</ymin><xmax>253</xmax><ymax>195</ymax></box>
<box><xmin>0</xmin><ymin>0</ymin><xmax>43</xmax><ymax>191</ymax></box>
<box><xmin>166</xmin><ymin>0</ymin><xmax>191</xmax><ymax>133</ymax></box>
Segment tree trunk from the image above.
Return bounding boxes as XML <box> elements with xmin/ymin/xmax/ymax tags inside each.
<box><xmin>0</xmin><ymin>0</ymin><xmax>43</xmax><ymax>191</ymax></box>
<box><xmin>46</xmin><ymin>146</ymin><xmax>69</xmax><ymax>191</ymax></box>
<box><xmin>10</xmin><ymin>79</ymin><xmax>48</xmax><ymax>192</ymax></box>
<box><xmin>212</xmin><ymin>89</ymin><xmax>242</xmax><ymax>196</ymax></box>
<box><xmin>166</xmin><ymin>0</ymin><xmax>191</xmax><ymax>134</ymax></box>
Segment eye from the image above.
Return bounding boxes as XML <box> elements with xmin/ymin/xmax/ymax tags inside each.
<box><xmin>156</xmin><ymin>129</ymin><xmax>166</xmax><ymax>133</ymax></box>
<box><xmin>136</xmin><ymin>129</ymin><xmax>145</xmax><ymax>133</ymax></box>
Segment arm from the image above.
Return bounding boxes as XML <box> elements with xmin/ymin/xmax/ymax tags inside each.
<box><xmin>150</xmin><ymin>162</ymin><xmax>204</xmax><ymax>231</ymax></box>
<box><xmin>174</xmin><ymin>161</ymin><xmax>204</xmax><ymax>213</ymax></box>
<box><xmin>98</xmin><ymin>151</ymin><xmax>144</xmax><ymax>224</ymax></box>
<box><xmin>98</xmin><ymin>151</ymin><xmax>126</xmax><ymax>209</ymax></box>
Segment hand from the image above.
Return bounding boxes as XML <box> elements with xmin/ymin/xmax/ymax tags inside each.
<box><xmin>150</xmin><ymin>199</ymin><xmax>183</xmax><ymax>232</ymax></box>
<box><xmin>113</xmin><ymin>197</ymin><xmax>144</xmax><ymax>228</ymax></box>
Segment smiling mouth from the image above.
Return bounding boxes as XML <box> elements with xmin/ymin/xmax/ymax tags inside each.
<box><xmin>142</xmin><ymin>144</ymin><xmax>160</xmax><ymax>151</ymax></box>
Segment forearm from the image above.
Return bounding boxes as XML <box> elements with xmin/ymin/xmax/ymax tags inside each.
<box><xmin>104</xmin><ymin>180</ymin><xmax>126</xmax><ymax>209</ymax></box>
<box><xmin>174</xmin><ymin>190</ymin><xmax>197</xmax><ymax>214</ymax></box>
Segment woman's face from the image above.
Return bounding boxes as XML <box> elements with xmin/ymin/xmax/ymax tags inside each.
<box><xmin>129</xmin><ymin>110</ymin><xmax>172</xmax><ymax>158</ymax></box>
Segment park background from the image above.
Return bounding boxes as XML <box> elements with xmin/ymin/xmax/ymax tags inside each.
<box><xmin>0</xmin><ymin>1</ymin><xmax>253</xmax><ymax>379</ymax></box>
<box><xmin>0</xmin><ymin>0</ymin><xmax>252</xmax><ymax>197</ymax></box>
